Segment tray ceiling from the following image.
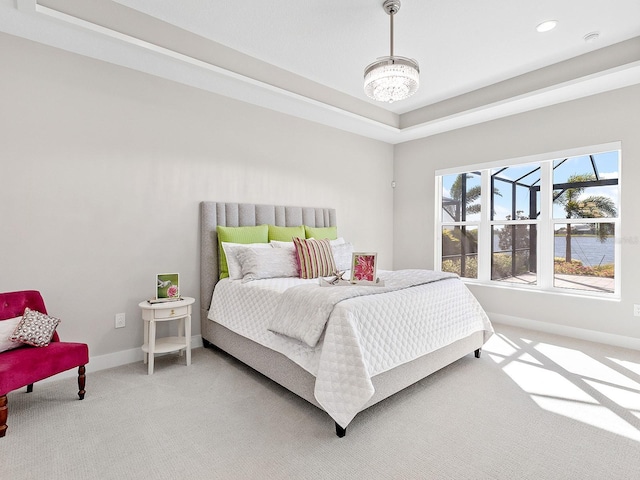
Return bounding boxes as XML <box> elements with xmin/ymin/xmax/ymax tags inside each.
<box><xmin>3</xmin><ymin>0</ymin><xmax>640</xmax><ymax>143</ymax></box>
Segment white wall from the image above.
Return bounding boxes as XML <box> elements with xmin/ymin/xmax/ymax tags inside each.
<box><xmin>394</xmin><ymin>84</ymin><xmax>640</xmax><ymax>343</ymax></box>
<box><xmin>4</xmin><ymin>28</ymin><xmax>639</xmax><ymax>366</ymax></box>
<box><xmin>0</xmin><ymin>33</ymin><xmax>394</xmax><ymax>358</ymax></box>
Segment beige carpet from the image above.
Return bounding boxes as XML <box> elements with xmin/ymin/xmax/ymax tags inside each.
<box><xmin>3</xmin><ymin>324</ymin><xmax>640</xmax><ymax>479</ymax></box>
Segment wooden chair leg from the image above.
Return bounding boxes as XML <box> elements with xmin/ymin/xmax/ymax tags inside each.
<box><xmin>0</xmin><ymin>367</ymin><xmax>86</xmax><ymax>439</ymax></box>
<box><xmin>78</xmin><ymin>365</ymin><xmax>86</xmax><ymax>400</ymax></box>
<box><xmin>0</xmin><ymin>394</ymin><xmax>7</xmax><ymax>438</ymax></box>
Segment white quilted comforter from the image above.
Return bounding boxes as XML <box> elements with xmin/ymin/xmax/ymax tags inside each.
<box><xmin>269</xmin><ymin>270</ymin><xmax>458</xmax><ymax>348</ymax></box>
<box><xmin>208</xmin><ymin>270</ymin><xmax>493</xmax><ymax>428</ymax></box>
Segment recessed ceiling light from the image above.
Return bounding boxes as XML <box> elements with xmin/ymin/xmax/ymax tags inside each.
<box><xmin>536</xmin><ymin>20</ymin><xmax>558</xmax><ymax>33</ymax></box>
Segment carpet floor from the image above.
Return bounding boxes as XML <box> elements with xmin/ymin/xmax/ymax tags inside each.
<box><xmin>3</xmin><ymin>323</ymin><xmax>640</xmax><ymax>479</ymax></box>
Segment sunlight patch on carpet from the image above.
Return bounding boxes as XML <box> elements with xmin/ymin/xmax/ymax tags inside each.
<box><xmin>484</xmin><ymin>332</ymin><xmax>640</xmax><ymax>442</ymax></box>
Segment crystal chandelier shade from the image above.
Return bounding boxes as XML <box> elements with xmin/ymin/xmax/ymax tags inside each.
<box><xmin>364</xmin><ymin>0</ymin><xmax>419</xmax><ymax>103</ymax></box>
<box><xmin>364</xmin><ymin>56</ymin><xmax>419</xmax><ymax>103</ymax></box>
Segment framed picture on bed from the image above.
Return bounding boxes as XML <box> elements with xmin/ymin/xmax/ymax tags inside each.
<box><xmin>156</xmin><ymin>273</ymin><xmax>180</xmax><ymax>300</ymax></box>
<box><xmin>350</xmin><ymin>252</ymin><xmax>377</xmax><ymax>284</ymax></box>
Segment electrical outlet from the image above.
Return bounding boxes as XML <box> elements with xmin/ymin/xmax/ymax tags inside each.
<box><xmin>634</xmin><ymin>305</ymin><xmax>640</xmax><ymax>317</ymax></box>
<box><xmin>115</xmin><ymin>313</ymin><xmax>126</xmax><ymax>328</ymax></box>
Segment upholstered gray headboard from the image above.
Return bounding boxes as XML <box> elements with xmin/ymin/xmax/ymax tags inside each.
<box><xmin>199</xmin><ymin>202</ymin><xmax>337</xmax><ymax>319</ymax></box>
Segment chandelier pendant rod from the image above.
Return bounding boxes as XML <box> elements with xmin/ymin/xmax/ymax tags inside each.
<box><xmin>389</xmin><ymin>8</ymin><xmax>394</xmax><ymax>57</ymax></box>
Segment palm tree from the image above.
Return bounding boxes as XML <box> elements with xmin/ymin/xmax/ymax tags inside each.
<box><xmin>444</xmin><ymin>174</ymin><xmax>481</xmax><ymax>221</ymax></box>
<box><xmin>553</xmin><ymin>173</ymin><xmax>617</xmax><ymax>263</ymax></box>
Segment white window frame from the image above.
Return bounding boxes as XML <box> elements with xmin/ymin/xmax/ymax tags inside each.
<box><xmin>435</xmin><ymin>142</ymin><xmax>621</xmax><ymax>298</ymax></box>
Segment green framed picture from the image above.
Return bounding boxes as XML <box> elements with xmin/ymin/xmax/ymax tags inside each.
<box><xmin>156</xmin><ymin>273</ymin><xmax>179</xmax><ymax>299</ymax></box>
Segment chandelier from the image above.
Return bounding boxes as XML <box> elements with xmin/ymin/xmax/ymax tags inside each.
<box><xmin>364</xmin><ymin>0</ymin><xmax>419</xmax><ymax>103</ymax></box>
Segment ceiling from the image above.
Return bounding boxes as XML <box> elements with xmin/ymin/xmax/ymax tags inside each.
<box><xmin>3</xmin><ymin>0</ymin><xmax>640</xmax><ymax>143</ymax></box>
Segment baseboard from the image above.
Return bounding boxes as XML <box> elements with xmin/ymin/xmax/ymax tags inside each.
<box><xmin>37</xmin><ymin>335</ymin><xmax>204</xmax><ymax>384</ymax></box>
<box><xmin>489</xmin><ymin>313</ymin><xmax>640</xmax><ymax>351</ymax></box>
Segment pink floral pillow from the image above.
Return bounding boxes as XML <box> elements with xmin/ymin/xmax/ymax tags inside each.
<box><xmin>10</xmin><ymin>307</ymin><xmax>61</xmax><ymax>347</ymax></box>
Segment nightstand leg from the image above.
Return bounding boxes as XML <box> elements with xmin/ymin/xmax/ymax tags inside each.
<box><xmin>185</xmin><ymin>313</ymin><xmax>191</xmax><ymax>367</ymax></box>
<box><xmin>148</xmin><ymin>320</ymin><xmax>156</xmax><ymax>375</ymax></box>
<box><xmin>143</xmin><ymin>319</ymin><xmax>149</xmax><ymax>364</ymax></box>
<box><xmin>178</xmin><ymin>317</ymin><xmax>184</xmax><ymax>357</ymax></box>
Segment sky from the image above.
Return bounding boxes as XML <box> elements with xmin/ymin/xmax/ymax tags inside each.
<box><xmin>441</xmin><ymin>150</ymin><xmax>619</xmax><ymax>223</ymax></box>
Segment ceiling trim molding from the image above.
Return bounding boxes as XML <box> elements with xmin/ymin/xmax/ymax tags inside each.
<box><xmin>7</xmin><ymin>1</ymin><xmax>640</xmax><ymax>145</ymax></box>
<box><xmin>396</xmin><ymin>60</ymin><xmax>640</xmax><ymax>143</ymax></box>
<box><xmin>15</xmin><ymin>0</ymin><xmax>34</xmax><ymax>12</ymax></box>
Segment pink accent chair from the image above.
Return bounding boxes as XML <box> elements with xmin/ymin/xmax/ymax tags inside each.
<box><xmin>0</xmin><ymin>290</ymin><xmax>88</xmax><ymax>438</ymax></box>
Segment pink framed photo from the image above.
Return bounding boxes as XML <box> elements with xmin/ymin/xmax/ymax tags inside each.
<box><xmin>350</xmin><ymin>252</ymin><xmax>377</xmax><ymax>284</ymax></box>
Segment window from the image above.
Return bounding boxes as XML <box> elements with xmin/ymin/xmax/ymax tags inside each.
<box><xmin>437</xmin><ymin>144</ymin><xmax>620</xmax><ymax>296</ymax></box>
<box><xmin>441</xmin><ymin>171</ymin><xmax>480</xmax><ymax>279</ymax></box>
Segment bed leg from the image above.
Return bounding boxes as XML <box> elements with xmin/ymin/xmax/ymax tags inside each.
<box><xmin>474</xmin><ymin>348</ymin><xmax>482</xmax><ymax>358</ymax></box>
<box><xmin>202</xmin><ymin>338</ymin><xmax>212</xmax><ymax>349</ymax></box>
<box><xmin>335</xmin><ymin>422</ymin><xmax>346</xmax><ymax>438</ymax></box>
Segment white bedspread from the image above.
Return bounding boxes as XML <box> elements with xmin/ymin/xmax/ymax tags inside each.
<box><xmin>269</xmin><ymin>270</ymin><xmax>458</xmax><ymax>347</ymax></box>
<box><xmin>208</xmin><ymin>271</ymin><xmax>493</xmax><ymax>428</ymax></box>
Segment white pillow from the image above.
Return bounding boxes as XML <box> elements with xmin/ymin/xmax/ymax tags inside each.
<box><xmin>332</xmin><ymin>242</ymin><xmax>354</xmax><ymax>271</ymax></box>
<box><xmin>272</xmin><ymin>237</ymin><xmax>346</xmax><ymax>248</ymax></box>
<box><xmin>0</xmin><ymin>316</ymin><xmax>23</xmax><ymax>353</ymax></box>
<box><xmin>269</xmin><ymin>240</ymin><xmax>295</xmax><ymax>250</ymax></box>
<box><xmin>221</xmin><ymin>242</ymin><xmax>272</xmax><ymax>280</ymax></box>
<box><xmin>237</xmin><ymin>247</ymin><xmax>299</xmax><ymax>282</ymax></box>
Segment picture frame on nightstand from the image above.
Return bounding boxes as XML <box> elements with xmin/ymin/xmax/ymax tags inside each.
<box><xmin>156</xmin><ymin>273</ymin><xmax>180</xmax><ymax>300</ymax></box>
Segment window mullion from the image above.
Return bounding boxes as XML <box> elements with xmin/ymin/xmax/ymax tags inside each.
<box><xmin>538</xmin><ymin>161</ymin><xmax>553</xmax><ymax>289</ymax></box>
<box><xmin>434</xmin><ymin>175</ymin><xmax>442</xmax><ymax>270</ymax></box>
<box><xmin>478</xmin><ymin>170</ymin><xmax>492</xmax><ymax>282</ymax></box>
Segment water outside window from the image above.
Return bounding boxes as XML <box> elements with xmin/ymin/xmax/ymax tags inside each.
<box><xmin>551</xmin><ymin>152</ymin><xmax>618</xmax><ymax>293</ymax></box>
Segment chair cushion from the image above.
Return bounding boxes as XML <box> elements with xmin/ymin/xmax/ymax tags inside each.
<box><xmin>0</xmin><ymin>341</ymin><xmax>89</xmax><ymax>395</ymax></box>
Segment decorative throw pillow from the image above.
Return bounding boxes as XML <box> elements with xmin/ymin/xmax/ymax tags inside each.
<box><xmin>268</xmin><ymin>225</ymin><xmax>305</xmax><ymax>242</ymax></box>
<box><xmin>332</xmin><ymin>242</ymin><xmax>354</xmax><ymax>272</ymax></box>
<box><xmin>222</xmin><ymin>242</ymin><xmax>272</xmax><ymax>280</ymax></box>
<box><xmin>10</xmin><ymin>307</ymin><xmax>61</xmax><ymax>347</ymax></box>
<box><xmin>236</xmin><ymin>247</ymin><xmax>299</xmax><ymax>282</ymax></box>
<box><xmin>0</xmin><ymin>316</ymin><xmax>23</xmax><ymax>353</ymax></box>
<box><xmin>293</xmin><ymin>237</ymin><xmax>337</xmax><ymax>279</ymax></box>
<box><xmin>304</xmin><ymin>225</ymin><xmax>338</xmax><ymax>240</ymax></box>
<box><xmin>217</xmin><ymin>225</ymin><xmax>269</xmax><ymax>279</ymax></box>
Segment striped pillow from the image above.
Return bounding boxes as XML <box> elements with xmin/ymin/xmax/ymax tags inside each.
<box><xmin>293</xmin><ymin>237</ymin><xmax>337</xmax><ymax>279</ymax></box>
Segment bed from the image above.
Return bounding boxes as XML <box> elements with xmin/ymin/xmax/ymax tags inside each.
<box><xmin>200</xmin><ymin>201</ymin><xmax>493</xmax><ymax>437</ymax></box>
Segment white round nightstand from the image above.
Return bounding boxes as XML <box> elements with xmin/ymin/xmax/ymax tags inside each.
<box><xmin>138</xmin><ymin>296</ymin><xmax>195</xmax><ymax>375</ymax></box>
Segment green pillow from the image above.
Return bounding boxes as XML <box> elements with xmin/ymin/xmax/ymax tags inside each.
<box><xmin>217</xmin><ymin>225</ymin><xmax>269</xmax><ymax>279</ymax></box>
<box><xmin>304</xmin><ymin>225</ymin><xmax>337</xmax><ymax>240</ymax></box>
<box><xmin>268</xmin><ymin>225</ymin><xmax>305</xmax><ymax>242</ymax></box>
